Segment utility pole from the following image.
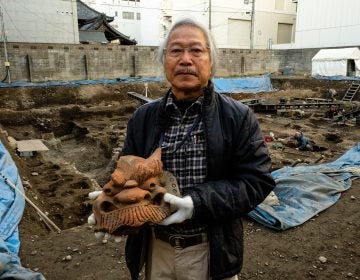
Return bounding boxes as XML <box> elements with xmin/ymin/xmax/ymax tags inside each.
<box><xmin>250</xmin><ymin>0</ymin><xmax>255</xmax><ymax>50</ymax></box>
<box><xmin>208</xmin><ymin>0</ymin><xmax>212</xmax><ymax>30</ymax></box>
<box><xmin>0</xmin><ymin>6</ymin><xmax>11</xmax><ymax>83</ymax></box>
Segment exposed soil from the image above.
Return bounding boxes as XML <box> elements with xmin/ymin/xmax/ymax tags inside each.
<box><xmin>0</xmin><ymin>78</ymin><xmax>359</xmax><ymax>280</ymax></box>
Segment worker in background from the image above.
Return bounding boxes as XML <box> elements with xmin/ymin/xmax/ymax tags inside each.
<box><xmin>326</xmin><ymin>88</ymin><xmax>337</xmax><ymax>100</ymax></box>
<box><xmin>325</xmin><ymin>105</ymin><xmax>338</xmax><ymax>118</ymax></box>
<box><xmin>294</xmin><ymin>131</ymin><xmax>314</xmax><ymax>151</ymax></box>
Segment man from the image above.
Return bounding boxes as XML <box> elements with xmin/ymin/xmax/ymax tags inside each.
<box><xmin>326</xmin><ymin>88</ymin><xmax>337</xmax><ymax>101</ymax></box>
<box><xmin>294</xmin><ymin>131</ymin><xmax>314</xmax><ymax>151</ymax></box>
<box><xmin>121</xmin><ymin>18</ymin><xmax>275</xmax><ymax>280</ymax></box>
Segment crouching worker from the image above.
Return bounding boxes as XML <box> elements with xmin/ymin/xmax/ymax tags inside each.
<box><xmin>89</xmin><ymin>18</ymin><xmax>275</xmax><ymax>280</ymax></box>
<box><xmin>294</xmin><ymin>131</ymin><xmax>314</xmax><ymax>151</ymax></box>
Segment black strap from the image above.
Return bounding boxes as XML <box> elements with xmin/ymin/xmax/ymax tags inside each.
<box><xmin>159</xmin><ymin>114</ymin><xmax>201</xmax><ymax>153</ymax></box>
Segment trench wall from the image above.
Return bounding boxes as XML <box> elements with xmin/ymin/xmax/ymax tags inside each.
<box><xmin>0</xmin><ymin>42</ymin><xmax>319</xmax><ymax>83</ymax></box>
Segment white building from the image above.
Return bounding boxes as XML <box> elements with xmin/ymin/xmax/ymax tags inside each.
<box><xmin>1</xmin><ymin>0</ymin><xmax>79</xmax><ymax>44</ymax></box>
<box><xmin>82</xmin><ymin>0</ymin><xmax>297</xmax><ymax>48</ymax></box>
<box><xmin>277</xmin><ymin>0</ymin><xmax>360</xmax><ymax>49</ymax></box>
<box><xmin>207</xmin><ymin>0</ymin><xmax>297</xmax><ymax>49</ymax></box>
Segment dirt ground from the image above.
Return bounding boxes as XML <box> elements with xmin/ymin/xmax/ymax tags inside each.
<box><xmin>0</xmin><ymin>78</ymin><xmax>359</xmax><ymax>280</ymax></box>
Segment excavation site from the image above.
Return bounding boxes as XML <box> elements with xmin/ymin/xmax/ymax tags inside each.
<box><xmin>0</xmin><ymin>77</ymin><xmax>359</xmax><ymax>279</ymax></box>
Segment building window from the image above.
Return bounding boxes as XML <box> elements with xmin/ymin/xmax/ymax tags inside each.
<box><xmin>137</xmin><ymin>13</ymin><xmax>141</xmax><ymax>20</ymax></box>
<box><xmin>277</xmin><ymin>23</ymin><xmax>293</xmax><ymax>44</ymax></box>
<box><xmin>228</xmin><ymin>18</ymin><xmax>250</xmax><ymax>47</ymax></box>
<box><xmin>115</xmin><ymin>11</ymin><xmax>118</xmax><ymax>17</ymax></box>
<box><xmin>123</xmin><ymin>11</ymin><xmax>135</xmax><ymax>20</ymax></box>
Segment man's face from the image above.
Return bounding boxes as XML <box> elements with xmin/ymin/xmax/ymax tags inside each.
<box><xmin>164</xmin><ymin>25</ymin><xmax>212</xmax><ymax>100</ymax></box>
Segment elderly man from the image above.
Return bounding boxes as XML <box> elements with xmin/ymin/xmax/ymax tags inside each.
<box><xmin>121</xmin><ymin>18</ymin><xmax>275</xmax><ymax>280</ymax></box>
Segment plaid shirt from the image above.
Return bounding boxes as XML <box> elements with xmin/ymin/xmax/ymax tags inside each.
<box><xmin>160</xmin><ymin>92</ymin><xmax>207</xmax><ymax>235</ymax></box>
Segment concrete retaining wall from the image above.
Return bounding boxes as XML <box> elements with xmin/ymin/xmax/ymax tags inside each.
<box><xmin>0</xmin><ymin>42</ymin><xmax>320</xmax><ymax>83</ymax></box>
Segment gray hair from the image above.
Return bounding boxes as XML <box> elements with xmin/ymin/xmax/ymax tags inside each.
<box><xmin>157</xmin><ymin>18</ymin><xmax>218</xmax><ymax>78</ymax></box>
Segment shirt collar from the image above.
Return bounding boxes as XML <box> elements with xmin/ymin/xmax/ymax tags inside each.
<box><xmin>165</xmin><ymin>91</ymin><xmax>204</xmax><ymax>114</ymax></box>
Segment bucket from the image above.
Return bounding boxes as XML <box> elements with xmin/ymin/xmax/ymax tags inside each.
<box><xmin>281</xmin><ymin>66</ymin><xmax>294</xmax><ymax>75</ymax></box>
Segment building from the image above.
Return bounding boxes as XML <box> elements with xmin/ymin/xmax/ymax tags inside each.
<box><xmin>199</xmin><ymin>0</ymin><xmax>297</xmax><ymax>49</ymax></box>
<box><xmin>77</xmin><ymin>0</ymin><xmax>136</xmax><ymax>44</ymax></box>
<box><xmin>82</xmin><ymin>0</ymin><xmax>297</xmax><ymax>49</ymax></box>
<box><xmin>83</xmin><ymin>0</ymin><xmax>162</xmax><ymax>46</ymax></box>
<box><xmin>1</xmin><ymin>0</ymin><xmax>79</xmax><ymax>44</ymax></box>
<box><xmin>276</xmin><ymin>0</ymin><xmax>360</xmax><ymax>49</ymax></box>
<box><xmin>0</xmin><ymin>0</ymin><xmax>135</xmax><ymax>45</ymax></box>
<box><xmin>296</xmin><ymin>0</ymin><xmax>360</xmax><ymax>48</ymax></box>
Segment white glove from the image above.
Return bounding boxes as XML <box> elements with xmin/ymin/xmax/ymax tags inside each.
<box><xmin>87</xmin><ymin>190</ymin><xmax>122</xmax><ymax>243</ymax></box>
<box><xmin>160</xmin><ymin>193</ymin><xmax>194</xmax><ymax>226</ymax></box>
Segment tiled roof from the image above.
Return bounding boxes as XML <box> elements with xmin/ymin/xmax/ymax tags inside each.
<box><xmin>77</xmin><ymin>0</ymin><xmax>136</xmax><ymax>45</ymax></box>
<box><xmin>77</xmin><ymin>0</ymin><xmax>113</xmax><ymax>22</ymax></box>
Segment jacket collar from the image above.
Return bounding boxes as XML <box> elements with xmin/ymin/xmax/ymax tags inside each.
<box><xmin>158</xmin><ymin>80</ymin><xmax>215</xmax><ymax>128</ymax></box>
<box><xmin>203</xmin><ymin>80</ymin><xmax>215</xmax><ymax>107</ymax></box>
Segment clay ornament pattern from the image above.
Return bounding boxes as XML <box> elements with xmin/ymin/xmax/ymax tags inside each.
<box><xmin>92</xmin><ymin>148</ymin><xmax>180</xmax><ymax>235</ymax></box>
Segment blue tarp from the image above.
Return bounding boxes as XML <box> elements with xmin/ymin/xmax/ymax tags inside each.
<box><xmin>0</xmin><ymin>77</ymin><xmax>162</xmax><ymax>88</ymax></box>
<box><xmin>0</xmin><ymin>75</ymin><xmax>274</xmax><ymax>94</ymax></box>
<box><xmin>248</xmin><ymin>143</ymin><xmax>360</xmax><ymax>231</ymax></box>
<box><xmin>0</xmin><ymin>140</ymin><xmax>45</xmax><ymax>279</ymax></box>
<box><xmin>213</xmin><ymin>74</ymin><xmax>274</xmax><ymax>93</ymax></box>
<box><xmin>312</xmin><ymin>75</ymin><xmax>360</xmax><ymax>81</ymax></box>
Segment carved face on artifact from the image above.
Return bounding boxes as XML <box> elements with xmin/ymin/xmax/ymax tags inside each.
<box><xmin>91</xmin><ymin>148</ymin><xmax>179</xmax><ymax>235</ymax></box>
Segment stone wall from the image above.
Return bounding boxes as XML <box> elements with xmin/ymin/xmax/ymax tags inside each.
<box><xmin>0</xmin><ymin>42</ymin><xmax>320</xmax><ymax>83</ymax></box>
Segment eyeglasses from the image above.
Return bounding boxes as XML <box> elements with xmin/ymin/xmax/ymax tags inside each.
<box><xmin>163</xmin><ymin>46</ymin><xmax>210</xmax><ymax>58</ymax></box>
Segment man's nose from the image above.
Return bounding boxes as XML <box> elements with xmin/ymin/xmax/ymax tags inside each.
<box><xmin>179</xmin><ymin>50</ymin><xmax>193</xmax><ymax>64</ymax></box>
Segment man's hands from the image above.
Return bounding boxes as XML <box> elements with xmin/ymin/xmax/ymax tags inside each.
<box><xmin>160</xmin><ymin>193</ymin><xmax>194</xmax><ymax>226</ymax></box>
<box><xmin>88</xmin><ymin>190</ymin><xmax>194</xmax><ymax>234</ymax></box>
<box><xmin>87</xmin><ymin>190</ymin><xmax>102</xmax><ymax>228</ymax></box>
<box><xmin>87</xmin><ymin>190</ymin><xmax>122</xmax><ymax>243</ymax></box>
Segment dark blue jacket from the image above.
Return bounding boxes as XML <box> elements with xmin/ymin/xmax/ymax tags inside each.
<box><xmin>122</xmin><ymin>83</ymin><xmax>275</xmax><ymax>280</ymax></box>
<box><xmin>296</xmin><ymin>133</ymin><xmax>312</xmax><ymax>150</ymax></box>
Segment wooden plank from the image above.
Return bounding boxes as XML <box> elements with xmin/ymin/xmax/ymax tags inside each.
<box><xmin>127</xmin><ymin>91</ymin><xmax>153</xmax><ymax>104</ymax></box>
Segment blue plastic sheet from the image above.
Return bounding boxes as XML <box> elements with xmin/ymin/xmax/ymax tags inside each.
<box><xmin>0</xmin><ymin>77</ymin><xmax>162</xmax><ymax>88</ymax></box>
<box><xmin>213</xmin><ymin>74</ymin><xmax>274</xmax><ymax>93</ymax></box>
<box><xmin>0</xmin><ymin>75</ymin><xmax>274</xmax><ymax>94</ymax></box>
<box><xmin>0</xmin><ymin>141</ymin><xmax>45</xmax><ymax>279</ymax></box>
<box><xmin>248</xmin><ymin>144</ymin><xmax>360</xmax><ymax>231</ymax></box>
<box><xmin>312</xmin><ymin>75</ymin><xmax>360</xmax><ymax>81</ymax></box>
